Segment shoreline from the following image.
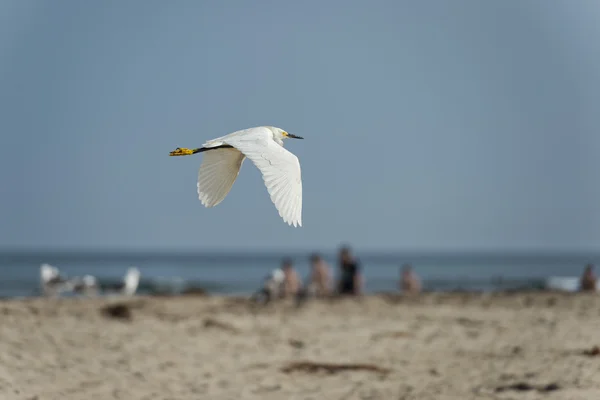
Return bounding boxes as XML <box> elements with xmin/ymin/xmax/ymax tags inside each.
<box><xmin>3</xmin><ymin>287</ymin><xmax>596</xmax><ymax>302</ymax></box>
<box><xmin>4</xmin><ymin>277</ymin><xmax>587</xmax><ymax>300</ymax></box>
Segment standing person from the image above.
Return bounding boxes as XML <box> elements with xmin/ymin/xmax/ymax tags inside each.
<box><xmin>580</xmin><ymin>264</ymin><xmax>597</xmax><ymax>292</ymax></box>
<box><xmin>337</xmin><ymin>246</ymin><xmax>363</xmax><ymax>295</ymax></box>
<box><xmin>295</xmin><ymin>253</ymin><xmax>333</xmax><ymax>307</ymax></box>
<box><xmin>282</xmin><ymin>258</ymin><xmax>302</xmax><ymax>297</ymax></box>
<box><xmin>399</xmin><ymin>264</ymin><xmax>421</xmax><ymax>294</ymax></box>
<box><xmin>307</xmin><ymin>253</ymin><xmax>332</xmax><ymax>297</ymax></box>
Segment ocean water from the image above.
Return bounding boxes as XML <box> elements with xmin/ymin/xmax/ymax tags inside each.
<box><xmin>0</xmin><ymin>250</ymin><xmax>597</xmax><ymax>298</ymax></box>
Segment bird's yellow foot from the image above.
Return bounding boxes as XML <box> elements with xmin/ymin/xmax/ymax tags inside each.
<box><xmin>169</xmin><ymin>147</ymin><xmax>194</xmax><ymax>156</ymax></box>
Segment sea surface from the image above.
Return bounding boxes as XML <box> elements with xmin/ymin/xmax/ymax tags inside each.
<box><xmin>0</xmin><ymin>250</ymin><xmax>597</xmax><ymax>298</ymax></box>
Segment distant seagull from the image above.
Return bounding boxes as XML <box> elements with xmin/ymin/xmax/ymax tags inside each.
<box><xmin>102</xmin><ymin>268</ymin><xmax>141</xmax><ymax>296</ymax></box>
<box><xmin>72</xmin><ymin>275</ymin><xmax>99</xmax><ymax>296</ymax></box>
<box><xmin>40</xmin><ymin>264</ymin><xmax>72</xmax><ymax>296</ymax></box>
<box><xmin>251</xmin><ymin>268</ymin><xmax>285</xmax><ymax>304</ymax></box>
<box><xmin>169</xmin><ymin>126</ymin><xmax>304</xmax><ymax>227</ymax></box>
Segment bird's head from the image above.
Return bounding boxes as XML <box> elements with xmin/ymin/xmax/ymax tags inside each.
<box><xmin>269</xmin><ymin>127</ymin><xmax>303</xmax><ymax>145</ymax></box>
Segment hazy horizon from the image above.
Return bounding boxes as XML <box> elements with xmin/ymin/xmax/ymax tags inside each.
<box><xmin>2</xmin><ymin>246</ymin><xmax>599</xmax><ymax>257</ymax></box>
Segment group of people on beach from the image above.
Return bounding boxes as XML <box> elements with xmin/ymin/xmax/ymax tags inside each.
<box><xmin>253</xmin><ymin>246</ymin><xmax>599</xmax><ymax>304</ymax></box>
<box><xmin>253</xmin><ymin>245</ymin><xmax>423</xmax><ymax>304</ymax></box>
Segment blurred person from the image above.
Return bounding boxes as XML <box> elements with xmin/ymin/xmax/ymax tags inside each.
<box><xmin>399</xmin><ymin>264</ymin><xmax>421</xmax><ymax>294</ymax></box>
<box><xmin>295</xmin><ymin>253</ymin><xmax>332</xmax><ymax>307</ymax></box>
<box><xmin>337</xmin><ymin>245</ymin><xmax>363</xmax><ymax>295</ymax></box>
<box><xmin>307</xmin><ymin>253</ymin><xmax>332</xmax><ymax>297</ymax></box>
<box><xmin>580</xmin><ymin>264</ymin><xmax>597</xmax><ymax>292</ymax></box>
<box><xmin>282</xmin><ymin>258</ymin><xmax>302</xmax><ymax>297</ymax></box>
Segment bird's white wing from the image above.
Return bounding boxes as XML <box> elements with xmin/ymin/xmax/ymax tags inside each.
<box><xmin>197</xmin><ymin>148</ymin><xmax>246</xmax><ymax>207</ymax></box>
<box><xmin>221</xmin><ymin>130</ymin><xmax>302</xmax><ymax>227</ymax></box>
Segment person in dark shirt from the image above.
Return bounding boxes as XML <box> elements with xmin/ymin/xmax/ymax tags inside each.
<box><xmin>337</xmin><ymin>246</ymin><xmax>362</xmax><ymax>295</ymax></box>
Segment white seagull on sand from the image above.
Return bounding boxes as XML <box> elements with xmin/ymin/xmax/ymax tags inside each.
<box><xmin>40</xmin><ymin>264</ymin><xmax>72</xmax><ymax>296</ymax></box>
<box><xmin>102</xmin><ymin>267</ymin><xmax>141</xmax><ymax>297</ymax></box>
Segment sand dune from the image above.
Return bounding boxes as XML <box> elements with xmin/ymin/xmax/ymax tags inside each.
<box><xmin>0</xmin><ymin>292</ymin><xmax>599</xmax><ymax>399</ymax></box>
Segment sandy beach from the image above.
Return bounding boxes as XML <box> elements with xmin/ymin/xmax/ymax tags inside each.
<box><xmin>0</xmin><ymin>292</ymin><xmax>599</xmax><ymax>400</ymax></box>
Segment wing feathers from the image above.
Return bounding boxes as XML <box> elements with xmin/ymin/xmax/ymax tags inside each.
<box><xmin>219</xmin><ymin>130</ymin><xmax>302</xmax><ymax>227</ymax></box>
<box><xmin>197</xmin><ymin>148</ymin><xmax>245</xmax><ymax>207</ymax></box>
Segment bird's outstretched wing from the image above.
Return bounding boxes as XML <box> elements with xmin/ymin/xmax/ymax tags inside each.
<box><xmin>197</xmin><ymin>148</ymin><xmax>245</xmax><ymax>207</ymax></box>
<box><xmin>221</xmin><ymin>128</ymin><xmax>302</xmax><ymax>227</ymax></box>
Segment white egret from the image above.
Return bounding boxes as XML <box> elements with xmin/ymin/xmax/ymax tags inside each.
<box><xmin>169</xmin><ymin>126</ymin><xmax>304</xmax><ymax>227</ymax></box>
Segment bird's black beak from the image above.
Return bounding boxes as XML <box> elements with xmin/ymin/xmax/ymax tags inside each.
<box><xmin>287</xmin><ymin>133</ymin><xmax>304</xmax><ymax>139</ymax></box>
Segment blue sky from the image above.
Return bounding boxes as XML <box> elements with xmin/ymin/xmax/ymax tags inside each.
<box><xmin>1</xmin><ymin>1</ymin><xmax>599</xmax><ymax>252</ymax></box>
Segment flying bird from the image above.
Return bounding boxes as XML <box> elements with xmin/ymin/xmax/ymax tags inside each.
<box><xmin>170</xmin><ymin>126</ymin><xmax>303</xmax><ymax>227</ymax></box>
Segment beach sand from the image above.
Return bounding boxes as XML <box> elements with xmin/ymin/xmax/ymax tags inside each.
<box><xmin>0</xmin><ymin>292</ymin><xmax>599</xmax><ymax>400</ymax></box>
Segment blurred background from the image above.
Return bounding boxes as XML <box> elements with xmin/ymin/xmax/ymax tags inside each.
<box><xmin>1</xmin><ymin>1</ymin><xmax>599</xmax><ymax>296</ymax></box>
